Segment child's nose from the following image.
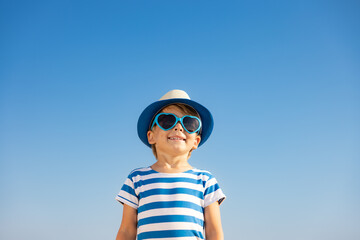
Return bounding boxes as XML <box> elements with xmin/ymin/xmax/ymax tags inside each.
<box><xmin>173</xmin><ymin>122</ymin><xmax>183</xmax><ymax>132</ymax></box>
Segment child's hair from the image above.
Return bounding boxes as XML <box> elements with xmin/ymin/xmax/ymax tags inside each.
<box><xmin>150</xmin><ymin>103</ymin><xmax>201</xmax><ymax>159</ymax></box>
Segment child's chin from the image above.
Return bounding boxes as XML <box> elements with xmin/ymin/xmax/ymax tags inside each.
<box><xmin>167</xmin><ymin>142</ymin><xmax>188</xmax><ymax>151</ymax></box>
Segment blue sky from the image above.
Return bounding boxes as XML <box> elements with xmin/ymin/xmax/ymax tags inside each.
<box><xmin>1</xmin><ymin>1</ymin><xmax>359</xmax><ymax>239</ymax></box>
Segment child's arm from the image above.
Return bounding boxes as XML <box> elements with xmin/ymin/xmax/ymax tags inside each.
<box><xmin>115</xmin><ymin>204</ymin><xmax>137</xmax><ymax>240</ymax></box>
<box><xmin>204</xmin><ymin>201</ymin><xmax>224</xmax><ymax>240</ymax></box>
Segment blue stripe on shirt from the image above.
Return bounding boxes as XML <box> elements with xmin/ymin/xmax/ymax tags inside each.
<box><xmin>138</xmin><ymin>229</ymin><xmax>204</xmax><ymax>240</ymax></box>
<box><xmin>149</xmin><ymin>177</ymin><xmax>202</xmax><ymax>184</ymax></box>
<box><xmin>121</xmin><ymin>183</ymin><xmax>137</xmax><ymax>197</ymax></box>
<box><xmin>204</xmin><ymin>183</ymin><xmax>220</xmax><ymax>196</ymax></box>
<box><xmin>138</xmin><ymin>215</ymin><xmax>204</xmax><ymax>227</ymax></box>
<box><xmin>141</xmin><ymin>187</ymin><xmax>203</xmax><ymax>199</ymax></box>
<box><xmin>138</xmin><ymin>201</ymin><xmax>204</xmax><ymax>214</ymax></box>
<box><xmin>134</xmin><ymin>177</ymin><xmax>204</xmax><ymax>189</ymax></box>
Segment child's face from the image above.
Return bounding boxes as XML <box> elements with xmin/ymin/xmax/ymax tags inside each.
<box><xmin>147</xmin><ymin>105</ymin><xmax>201</xmax><ymax>157</ymax></box>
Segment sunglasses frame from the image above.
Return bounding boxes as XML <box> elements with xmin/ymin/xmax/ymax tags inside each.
<box><xmin>150</xmin><ymin>113</ymin><xmax>202</xmax><ymax>134</ymax></box>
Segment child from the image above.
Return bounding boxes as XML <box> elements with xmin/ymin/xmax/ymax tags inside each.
<box><xmin>115</xmin><ymin>89</ymin><xmax>226</xmax><ymax>240</ymax></box>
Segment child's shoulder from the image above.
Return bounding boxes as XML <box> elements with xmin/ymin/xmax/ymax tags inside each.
<box><xmin>190</xmin><ymin>168</ymin><xmax>217</xmax><ymax>180</ymax></box>
<box><xmin>126</xmin><ymin>166</ymin><xmax>152</xmax><ymax>177</ymax></box>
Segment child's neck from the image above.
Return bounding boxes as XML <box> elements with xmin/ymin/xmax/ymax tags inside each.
<box><xmin>151</xmin><ymin>153</ymin><xmax>193</xmax><ymax>173</ymax></box>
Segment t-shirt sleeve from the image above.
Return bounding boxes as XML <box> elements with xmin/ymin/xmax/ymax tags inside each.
<box><xmin>204</xmin><ymin>175</ymin><xmax>226</xmax><ymax>208</ymax></box>
<box><xmin>115</xmin><ymin>173</ymin><xmax>139</xmax><ymax>209</ymax></box>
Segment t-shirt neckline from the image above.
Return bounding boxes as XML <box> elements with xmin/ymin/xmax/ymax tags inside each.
<box><xmin>148</xmin><ymin>166</ymin><xmax>196</xmax><ymax>174</ymax></box>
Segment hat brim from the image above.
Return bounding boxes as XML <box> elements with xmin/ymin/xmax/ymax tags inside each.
<box><xmin>137</xmin><ymin>98</ymin><xmax>214</xmax><ymax>148</ymax></box>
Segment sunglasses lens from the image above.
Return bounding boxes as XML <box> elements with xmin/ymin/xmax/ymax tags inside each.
<box><xmin>157</xmin><ymin>114</ymin><xmax>176</xmax><ymax>130</ymax></box>
<box><xmin>183</xmin><ymin>116</ymin><xmax>200</xmax><ymax>133</ymax></box>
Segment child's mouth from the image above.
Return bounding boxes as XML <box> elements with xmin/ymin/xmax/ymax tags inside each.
<box><xmin>168</xmin><ymin>137</ymin><xmax>185</xmax><ymax>141</ymax></box>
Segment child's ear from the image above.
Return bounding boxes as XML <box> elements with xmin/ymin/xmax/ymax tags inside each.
<box><xmin>192</xmin><ymin>135</ymin><xmax>201</xmax><ymax>150</ymax></box>
<box><xmin>147</xmin><ymin>130</ymin><xmax>156</xmax><ymax>145</ymax></box>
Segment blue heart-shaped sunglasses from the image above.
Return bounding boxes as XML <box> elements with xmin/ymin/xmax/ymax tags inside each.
<box><xmin>150</xmin><ymin>113</ymin><xmax>202</xmax><ymax>134</ymax></box>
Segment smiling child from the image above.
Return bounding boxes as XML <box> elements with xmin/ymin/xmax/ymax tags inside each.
<box><xmin>115</xmin><ymin>89</ymin><xmax>226</xmax><ymax>240</ymax></box>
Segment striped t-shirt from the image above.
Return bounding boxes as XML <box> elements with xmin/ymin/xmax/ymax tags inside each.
<box><xmin>116</xmin><ymin>167</ymin><xmax>226</xmax><ymax>240</ymax></box>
